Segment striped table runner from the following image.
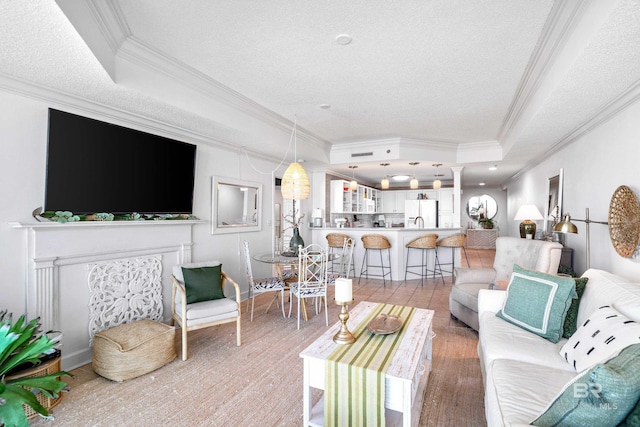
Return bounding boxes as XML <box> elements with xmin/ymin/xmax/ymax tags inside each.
<box><xmin>324</xmin><ymin>303</ymin><xmax>416</xmax><ymax>427</ymax></box>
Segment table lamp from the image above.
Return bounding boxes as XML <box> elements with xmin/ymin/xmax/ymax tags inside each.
<box><xmin>514</xmin><ymin>204</ymin><xmax>543</xmax><ymax>239</ymax></box>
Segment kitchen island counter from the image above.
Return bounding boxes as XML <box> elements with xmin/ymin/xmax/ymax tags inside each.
<box><xmin>310</xmin><ymin>227</ymin><xmax>463</xmax><ymax>282</ymax></box>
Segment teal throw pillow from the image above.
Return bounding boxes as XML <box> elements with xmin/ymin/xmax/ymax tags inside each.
<box><xmin>496</xmin><ymin>264</ymin><xmax>577</xmax><ymax>343</ymax></box>
<box><xmin>562</xmin><ymin>277</ymin><xmax>589</xmax><ymax>338</ymax></box>
<box><xmin>531</xmin><ymin>344</ymin><xmax>640</xmax><ymax>426</ymax></box>
<box><xmin>181</xmin><ymin>265</ymin><xmax>225</xmax><ymax>304</ymax></box>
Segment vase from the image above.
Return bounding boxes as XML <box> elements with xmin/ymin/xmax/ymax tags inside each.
<box><xmin>289</xmin><ymin>227</ymin><xmax>305</xmax><ymax>254</ymax></box>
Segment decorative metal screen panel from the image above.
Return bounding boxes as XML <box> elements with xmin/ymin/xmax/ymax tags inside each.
<box><xmin>88</xmin><ymin>255</ymin><xmax>163</xmax><ymax>342</ymax></box>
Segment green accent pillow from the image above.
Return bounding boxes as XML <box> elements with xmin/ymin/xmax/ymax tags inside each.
<box><xmin>496</xmin><ymin>264</ymin><xmax>577</xmax><ymax>343</ymax></box>
<box><xmin>181</xmin><ymin>265</ymin><xmax>224</xmax><ymax>304</ymax></box>
<box><xmin>619</xmin><ymin>397</ymin><xmax>640</xmax><ymax>427</ymax></box>
<box><xmin>531</xmin><ymin>344</ymin><xmax>640</xmax><ymax>426</ymax></box>
<box><xmin>562</xmin><ymin>277</ymin><xmax>588</xmax><ymax>338</ymax></box>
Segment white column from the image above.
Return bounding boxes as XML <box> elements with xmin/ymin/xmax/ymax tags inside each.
<box><xmin>451</xmin><ymin>166</ymin><xmax>464</xmax><ymax>228</ymax></box>
<box><xmin>32</xmin><ymin>257</ymin><xmax>58</xmax><ymax>332</ymax></box>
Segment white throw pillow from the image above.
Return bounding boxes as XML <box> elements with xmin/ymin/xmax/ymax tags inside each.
<box><xmin>560</xmin><ymin>305</ymin><xmax>640</xmax><ymax>372</ymax></box>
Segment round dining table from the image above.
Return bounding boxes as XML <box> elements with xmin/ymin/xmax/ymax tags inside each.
<box><xmin>253</xmin><ymin>251</ymin><xmax>340</xmax><ymax>321</ymax></box>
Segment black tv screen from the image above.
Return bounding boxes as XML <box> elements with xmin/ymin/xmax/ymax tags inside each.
<box><xmin>45</xmin><ymin>109</ymin><xmax>197</xmax><ymax>214</ymax></box>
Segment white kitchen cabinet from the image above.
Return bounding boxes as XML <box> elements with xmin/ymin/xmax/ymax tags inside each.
<box><xmin>330</xmin><ymin>180</ymin><xmax>378</xmax><ymax>213</ymax></box>
<box><xmin>382</xmin><ymin>190</ymin><xmax>407</xmax><ymax>213</ymax></box>
<box><xmin>330</xmin><ymin>180</ymin><xmax>351</xmax><ymax>213</ymax></box>
<box><xmin>438</xmin><ymin>188</ymin><xmax>454</xmax><ymax>212</ymax></box>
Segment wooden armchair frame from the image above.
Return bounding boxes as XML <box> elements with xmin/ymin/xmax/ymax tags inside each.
<box><xmin>171</xmin><ymin>268</ymin><xmax>241</xmax><ymax>361</ymax></box>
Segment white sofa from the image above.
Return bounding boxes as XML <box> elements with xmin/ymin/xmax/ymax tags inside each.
<box><xmin>477</xmin><ymin>268</ymin><xmax>640</xmax><ymax>426</ymax></box>
<box><xmin>450</xmin><ymin>236</ymin><xmax>563</xmax><ymax>330</ymax></box>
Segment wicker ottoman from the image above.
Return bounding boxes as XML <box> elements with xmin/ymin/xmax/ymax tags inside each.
<box><xmin>92</xmin><ymin>319</ymin><xmax>176</xmax><ymax>382</ymax></box>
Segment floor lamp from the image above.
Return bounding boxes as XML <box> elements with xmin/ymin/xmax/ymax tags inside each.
<box><xmin>553</xmin><ymin>208</ymin><xmax>608</xmax><ymax>270</ymax></box>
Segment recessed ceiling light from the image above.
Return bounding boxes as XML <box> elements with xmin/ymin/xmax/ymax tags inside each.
<box><xmin>479</xmin><ymin>182</ymin><xmax>486</xmax><ymax>186</ymax></box>
<box><xmin>489</xmin><ymin>165</ymin><xmax>497</xmax><ymax>171</ymax></box>
<box><xmin>335</xmin><ymin>34</ymin><xmax>353</xmax><ymax>45</ymax></box>
<box><xmin>392</xmin><ymin>175</ymin><xmax>410</xmax><ymax>182</ymax></box>
<box><xmin>320</xmin><ymin>104</ymin><xmax>331</xmax><ymax>109</ymax></box>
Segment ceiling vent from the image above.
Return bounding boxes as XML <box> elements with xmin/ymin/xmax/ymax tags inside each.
<box><xmin>351</xmin><ymin>152</ymin><xmax>374</xmax><ymax>157</ymax></box>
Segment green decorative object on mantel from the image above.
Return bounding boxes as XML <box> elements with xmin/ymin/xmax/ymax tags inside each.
<box><xmin>48</xmin><ymin>210</ymin><xmax>81</xmax><ymax>223</ymax></box>
<box><xmin>94</xmin><ymin>212</ymin><xmax>114</xmax><ymax>221</ymax></box>
<box><xmin>34</xmin><ymin>207</ymin><xmax>199</xmax><ymax>223</ymax></box>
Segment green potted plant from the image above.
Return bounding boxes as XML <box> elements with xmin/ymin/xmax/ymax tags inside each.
<box><xmin>478</xmin><ymin>217</ymin><xmax>495</xmax><ymax>229</ymax></box>
<box><xmin>0</xmin><ymin>311</ymin><xmax>72</xmax><ymax>427</ymax></box>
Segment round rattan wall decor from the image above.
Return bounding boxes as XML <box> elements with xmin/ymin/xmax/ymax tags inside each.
<box><xmin>608</xmin><ymin>185</ymin><xmax>640</xmax><ymax>258</ymax></box>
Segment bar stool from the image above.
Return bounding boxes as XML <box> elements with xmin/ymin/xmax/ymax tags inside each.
<box><xmin>326</xmin><ymin>233</ymin><xmax>355</xmax><ymax>277</ymax></box>
<box><xmin>436</xmin><ymin>233</ymin><xmax>470</xmax><ymax>277</ymax></box>
<box><xmin>359</xmin><ymin>234</ymin><xmax>392</xmax><ymax>286</ymax></box>
<box><xmin>405</xmin><ymin>233</ymin><xmax>444</xmax><ymax>285</ymax></box>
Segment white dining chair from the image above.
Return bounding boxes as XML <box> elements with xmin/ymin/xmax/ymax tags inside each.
<box><xmin>288</xmin><ymin>244</ymin><xmax>329</xmax><ymax>329</ymax></box>
<box><xmin>241</xmin><ymin>241</ymin><xmax>286</xmax><ymax>321</ymax></box>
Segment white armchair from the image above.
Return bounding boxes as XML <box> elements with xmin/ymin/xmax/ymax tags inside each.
<box><xmin>171</xmin><ymin>261</ymin><xmax>241</xmax><ymax>361</ymax></box>
<box><xmin>449</xmin><ymin>236</ymin><xmax>563</xmax><ymax>330</ymax></box>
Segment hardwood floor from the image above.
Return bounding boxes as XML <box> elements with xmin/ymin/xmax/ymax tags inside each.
<box><xmin>61</xmin><ymin>248</ymin><xmax>496</xmax><ymax>426</ymax></box>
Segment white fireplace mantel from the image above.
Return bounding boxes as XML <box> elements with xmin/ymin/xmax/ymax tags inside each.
<box><xmin>11</xmin><ymin>219</ymin><xmax>205</xmax><ymax>369</ymax></box>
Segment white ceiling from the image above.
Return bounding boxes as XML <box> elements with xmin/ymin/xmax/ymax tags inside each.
<box><xmin>2</xmin><ymin>0</ymin><xmax>640</xmax><ymax>188</ymax></box>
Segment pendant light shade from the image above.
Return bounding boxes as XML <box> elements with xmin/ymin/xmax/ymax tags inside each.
<box><xmin>349</xmin><ymin>165</ymin><xmax>358</xmax><ymax>190</ymax></box>
<box><xmin>281</xmin><ymin>117</ymin><xmax>310</xmax><ymax>200</ymax></box>
<box><xmin>409</xmin><ymin>162</ymin><xmax>419</xmax><ymax>189</ymax></box>
<box><xmin>381</xmin><ymin>177</ymin><xmax>389</xmax><ymax>190</ymax></box>
<box><xmin>380</xmin><ymin>163</ymin><xmax>390</xmax><ymax>189</ymax></box>
<box><xmin>432</xmin><ymin>163</ymin><xmax>443</xmax><ymax>189</ymax></box>
<box><xmin>281</xmin><ymin>162</ymin><xmax>310</xmax><ymax>200</ymax></box>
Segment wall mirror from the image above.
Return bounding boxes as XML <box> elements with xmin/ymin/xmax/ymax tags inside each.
<box><xmin>211</xmin><ymin>176</ymin><xmax>262</xmax><ymax>234</ymax></box>
<box><xmin>466</xmin><ymin>194</ymin><xmax>498</xmax><ymax>220</ymax></box>
<box><xmin>543</xmin><ymin>168</ymin><xmax>563</xmax><ymax>234</ymax></box>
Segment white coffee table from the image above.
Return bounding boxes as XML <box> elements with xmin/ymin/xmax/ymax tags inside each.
<box><xmin>299</xmin><ymin>301</ymin><xmax>434</xmax><ymax>427</ymax></box>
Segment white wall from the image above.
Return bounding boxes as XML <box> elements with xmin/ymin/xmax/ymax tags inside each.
<box><xmin>0</xmin><ymin>89</ymin><xmax>284</xmax><ymax>327</ymax></box>
<box><xmin>505</xmin><ymin>100</ymin><xmax>640</xmax><ymax>278</ymax></box>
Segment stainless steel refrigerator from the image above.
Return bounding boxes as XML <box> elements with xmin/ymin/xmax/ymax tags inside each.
<box><xmin>404</xmin><ymin>200</ymin><xmax>438</xmax><ymax>228</ymax></box>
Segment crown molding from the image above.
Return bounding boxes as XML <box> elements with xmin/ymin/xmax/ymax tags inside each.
<box><xmin>116</xmin><ymin>36</ymin><xmax>328</xmax><ymax>150</ymax></box>
<box><xmin>504</xmin><ymin>77</ymin><xmax>640</xmax><ymax>186</ymax></box>
<box><xmin>0</xmin><ymin>72</ymin><xmax>286</xmax><ymax>166</ymax></box>
<box><xmin>84</xmin><ymin>0</ymin><xmax>130</xmax><ymax>53</ymax></box>
<box><xmin>498</xmin><ymin>0</ymin><xmax>619</xmax><ymax>155</ymax></box>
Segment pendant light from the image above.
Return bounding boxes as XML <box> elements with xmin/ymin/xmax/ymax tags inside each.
<box><xmin>380</xmin><ymin>163</ymin><xmax>390</xmax><ymax>189</ymax></box>
<box><xmin>409</xmin><ymin>162</ymin><xmax>419</xmax><ymax>189</ymax></box>
<box><xmin>281</xmin><ymin>118</ymin><xmax>310</xmax><ymax>200</ymax></box>
<box><xmin>349</xmin><ymin>165</ymin><xmax>358</xmax><ymax>190</ymax></box>
<box><xmin>432</xmin><ymin>163</ymin><xmax>443</xmax><ymax>189</ymax></box>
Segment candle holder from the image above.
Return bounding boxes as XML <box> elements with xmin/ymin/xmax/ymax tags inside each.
<box><xmin>333</xmin><ymin>299</ymin><xmax>355</xmax><ymax>345</ymax></box>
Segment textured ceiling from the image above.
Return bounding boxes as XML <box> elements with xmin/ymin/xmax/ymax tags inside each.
<box><xmin>2</xmin><ymin>0</ymin><xmax>640</xmax><ymax>188</ymax></box>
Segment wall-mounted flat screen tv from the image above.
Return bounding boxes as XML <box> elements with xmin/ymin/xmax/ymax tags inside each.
<box><xmin>45</xmin><ymin>109</ymin><xmax>197</xmax><ymax>214</ymax></box>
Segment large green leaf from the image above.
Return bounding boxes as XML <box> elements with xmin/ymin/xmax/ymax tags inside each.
<box><xmin>7</xmin><ymin>372</ymin><xmax>72</xmax><ymax>398</ymax></box>
<box><xmin>0</xmin><ymin>382</ymin><xmax>49</xmax><ymax>427</ymax></box>
<box><xmin>1</xmin><ymin>336</ymin><xmax>55</xmax><ymax>376</ymax></box>
<box><xmin>0</xmin><ymin>312</ymin><xmax>70</xmax><ymax>426</ymax></box>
